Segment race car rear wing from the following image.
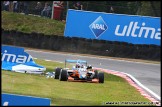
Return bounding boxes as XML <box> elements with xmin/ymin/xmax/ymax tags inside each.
<box><xmin>65</xmin><ymin>59</ymin><xmax>87</xmax><ymax>68</ymax></box>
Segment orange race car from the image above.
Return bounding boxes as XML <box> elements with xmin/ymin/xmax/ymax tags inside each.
<box><xmin>54</xmin><ymin>59</ymin><xmax>104</xmax><ymax>83</ymax></box>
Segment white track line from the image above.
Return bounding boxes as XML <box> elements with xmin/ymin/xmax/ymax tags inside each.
<box><xmin>123</xmin><ymin>72</ymin><xmax>161</xmax><ymax>101</ymax></box>
<box><xmin>96</xmin><ymin>67</ymin><xmax>161</xmax><ymax>102</ymax></box>
<box><xmin>44</xmin><ymin>59</ymin><xmax>63</xmax><ymax>63</ymax></box>
<box><xmin>33</xmin><ymin>57</ymin><xmax>63</xmax><ymax>63</ymax></box>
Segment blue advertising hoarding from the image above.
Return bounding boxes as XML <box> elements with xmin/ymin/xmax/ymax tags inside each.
<box><xmin>1</xmin><ymin>45</ymin><xmax>33</xmax><ymax>64</ymax></box>
<box><xmin>64</xmin><ymin>9</ymin><xmax>161</xmax><ymax>46</ymax></box>
<box><xmin>2</xmin><ymin>93</ymin><xmax>51</xmax><ymax>106</ymax></box>
<box><xmin>1</xmin><ymin>45</ymin><xmax>46</xmax><ymax>72</ymax></box>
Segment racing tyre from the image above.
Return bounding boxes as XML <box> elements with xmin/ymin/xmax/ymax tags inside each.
<box><xmin>55</xmin><ymin>68</ymin><xmax>62</xmax><ymax>79</ymax></box>
<box><xmin>94</xmin><ymin>70</ymin><xmax>98</xmax><ymax>78</ymax></box>
<box><xmin>59</xmin><ymin>70</ymin><xmax>68</xmax><ymax>81</ymax></box>
<box><xmin>98</xmin><ymin>72</ymin><xmax>104</xmax><ymax>83</ymax></box>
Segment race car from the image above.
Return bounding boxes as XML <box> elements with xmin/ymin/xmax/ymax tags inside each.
<box><xmin>54</xmin><ymin>59</ymin><xmax>104</xmax><ymax>83</ymax></box>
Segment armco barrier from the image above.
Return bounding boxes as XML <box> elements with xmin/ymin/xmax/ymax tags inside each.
<box><xmin>1</xmin><ymin>29</ymin><xmax>160</xmax><ymax>61</ymax></box>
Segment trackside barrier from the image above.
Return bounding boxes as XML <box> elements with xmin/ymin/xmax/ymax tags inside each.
<box><xmin>1</xmin><ymin>29</ymin><xmax>161</xmax><ymax>61</ymax></box>
<box><xmin>64</xmin><ymin>9</ymin><xmax>160</xmax><ymax>46</ymax></box>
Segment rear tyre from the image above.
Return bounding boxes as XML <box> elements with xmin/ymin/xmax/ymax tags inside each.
<box><xmin>55</xmin><ymin>68</ymin><xmax>62</xmax><ymax>79</ymax></box>
<box><xmin>98</xmin><ymin>72</ymin><xmax>104</xmax><ymax>83</ymax></box>
<box><xmin>59</xmin><ymin>70</ymin><xmax>68</xmax><ymax>81</ymax></box>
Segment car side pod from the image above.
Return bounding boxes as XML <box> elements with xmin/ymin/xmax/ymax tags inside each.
<box><xmin>89</xmin><ymin>78</ymin><xmax>99</xmax><ymax>83</ymax></box>
<box><xmin>67</xmin><ymin>76</ymin><xmax>75</xmax><ymax>81</ymax></box>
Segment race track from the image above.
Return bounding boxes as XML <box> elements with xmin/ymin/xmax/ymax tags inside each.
<box><xmin>26</xmin><ymin>49</ymin><xmax>161</xmax><ymax>101</ymax></box>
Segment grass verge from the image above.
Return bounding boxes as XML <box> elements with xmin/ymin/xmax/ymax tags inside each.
<box><xmin>2</xmin><ymin>59</ymin><xmax>153</xmax><ymax>106</ymax></box>
<box><xmin>2</xmin><ymin>11</ymin><xmax>65</xmax><ymax>35</ymax></box>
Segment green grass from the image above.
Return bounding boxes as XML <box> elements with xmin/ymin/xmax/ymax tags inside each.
<box><xmin>2</xmin><ymin>11</ymin><xmax>65</xmax><ymax>35</ymax></box>
<box><xmin>2</xmin><ymin>59</ymin><xmax>153</xmax><ymax>106</ymax></box>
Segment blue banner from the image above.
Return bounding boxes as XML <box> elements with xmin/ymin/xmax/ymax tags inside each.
<box><xmin>64</xmin><ymin>9</ymin><xmax>161</xmax><ymax>46</ymax></box>
<box><xmin>2</xmin><ymin>93</ymin><xmax>51</xmax><ymax>106</ymax></box>
<box><xmin>1</xmin><ymin>45</ymin><xmax>46</xmax><ymax>73</ymax></box>
<box><xmin>2</xmin><ymin>45</ymin><xmax>33</xmax><ymax>64</ymax></box>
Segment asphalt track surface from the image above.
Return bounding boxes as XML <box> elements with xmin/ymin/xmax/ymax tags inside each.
<box><xmin>26</xmin><ymin>49</ymin><xmax>161</xmax><ymax>101</ymax></box>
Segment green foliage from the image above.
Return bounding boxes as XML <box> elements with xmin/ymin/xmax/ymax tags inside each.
<box><xmin>139</xmin><ymin>1</ymin><xmax>154</xmax><ymax>16</ymax></box>
<box><xmin>127</xmin><ymin>2</ymin><xmax>138</xmax><ymax>15</ymax></box>
<box><xmin>83</xmin><ymin>1</ymin><xmax>160</xmax><ymax>16</ymax></box>
<box><xmin>2</xmin><ymin>11</ymin><xmax>65</xmax><ymax>36</ymax></box>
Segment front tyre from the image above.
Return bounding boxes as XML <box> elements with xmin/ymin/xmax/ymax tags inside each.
<box><xmin>55</xmin><ymin>68</ymin><xmax>62</xmax><ymax>79</ymax></box>
<box><xmin>59</xmin><ymin>70</ymin><xmax>68</xmax><ymax>81</ymax></box>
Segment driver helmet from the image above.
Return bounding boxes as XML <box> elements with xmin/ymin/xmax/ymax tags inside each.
<box><xmin>81</xmin><ymin>64</ymin><xmax>84</xmax><ymax>68</ymax></box>
<box><xmin>87</xmin><ymin>65</ymin><xmax>92</xmax><ymax>69</ymax></box>
<box><xmin>76</xmin><ymin>63</ymin><xmax>81</xmax><ymax>68</ymax></box>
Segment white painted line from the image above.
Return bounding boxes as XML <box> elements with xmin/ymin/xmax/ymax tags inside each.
<box><xmin>51</xmin><ymin>60</ymin><xmax>63</xmax><ymax>63</ymax></box>
<box><xmin>123</xmin><ymin>72</ymin><xmax>161</xmax><ymax>101</ymax></box>
<box><xmin>44</xmin><ymin>59</ymin><xmax>52</xmax><ymax>62</ymax></box>
<box><xmin>34</xmin><ymin>57</ymin><xmax>63</xmax><ymax>63</ymax></box>
<box><xmin>99</xmin><ymin>68</ymin><xmax>161</xmax><ymax>101</ymax></box>
<box><xmin>44</xmin><ymin>59</ymin><xmax>63</xmax><ymax>63</ymax></box>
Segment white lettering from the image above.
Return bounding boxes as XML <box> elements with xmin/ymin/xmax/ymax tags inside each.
<box><xmin>27</xmin><ymin>55</ymin><xmax>33</xmax><ymax>62</ymax></box>
<box><xmin>100</xmin><ymin>25</ymin><xmax>105</xmax><ymax>30</ymax></box>
<box><xmin>115</xmin><ymin>21</ymin><xmax>160</xmax><ymax>40</ymax></box>
<box><xmin>92</xmin><ymin>24</ymin><xmax>96</xmax><ymax>29</ymax></box>
<box><xmin>115</xmin><ymin>25</ymin><xmax>127</xmax><ymax>36</ymax></box>
<box><xmin>1</xmin><ymin>50</ymin><xmax>16</xmax><ymax>62</ymax></box>
<box><xmin>154</xmin><ymin>28</ymin><xmax>161</xmax><ymax>40</ymax></box>
<box><xmin>131</xmin><ymin>22</ymin><xmax>140</xmax><ymax>37</ymax></box>
<box><xmin>96</xmin><ymin>24</ymin><xmax>99</xmax><ymax>29</ymax></box>
<box><xmin>139</xmin><ymin>27</ymin><xmax>155</xmax><ymax>39</ymax></box>
<box><xmin>3</xmin><ymin>101</ymin><xmax>9</xmax><ymax>106</ymax></box>
<box><xmin>92</xmin><ymin>24</ymin><xmax>105</xmax><ymax>30</ymax></box>
<box><xmin>126</xmin><ymin>22</ymin><xmax>133</xmax><ymax>36</ymax></box>
<box><xmin>16</xmin><ymin>55</ymin><xmax>27</xmax><ymax>63</ymax></box>
<box><xmin>1</xmin><ymin>50</ymin><xmax>33</xmax><ymax>63</ymax></box>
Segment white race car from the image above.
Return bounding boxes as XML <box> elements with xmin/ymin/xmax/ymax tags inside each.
<box><xmin>54</xmin><ymin>59</ymin><xmax>104</xmax><ymax>83</ymax></box>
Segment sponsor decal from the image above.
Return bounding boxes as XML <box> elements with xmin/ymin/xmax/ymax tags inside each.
<box><xmin>89</xmin><ymin>16</ymin><xmax>108</xmax><ymax>38</ymax></box>
<box><xmin>65</xmin><ymin>9</ymin><xmax>160</xmax><ymax>45</ymax></box>
<box><xmin>1</xmin><ymin>50</ymin><xmax>33</xmax><ymax>63</ymax></box>
<box><xmin>115</xmin><ymin>22</ymin><xmax>161</xmax><ymax>40</ymax></box>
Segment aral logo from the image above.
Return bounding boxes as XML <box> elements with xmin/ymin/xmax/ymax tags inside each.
<box><xmin>89</xmin><ymin>16</ymin><xmax>108</xmax><ymax>38</ymax></box>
